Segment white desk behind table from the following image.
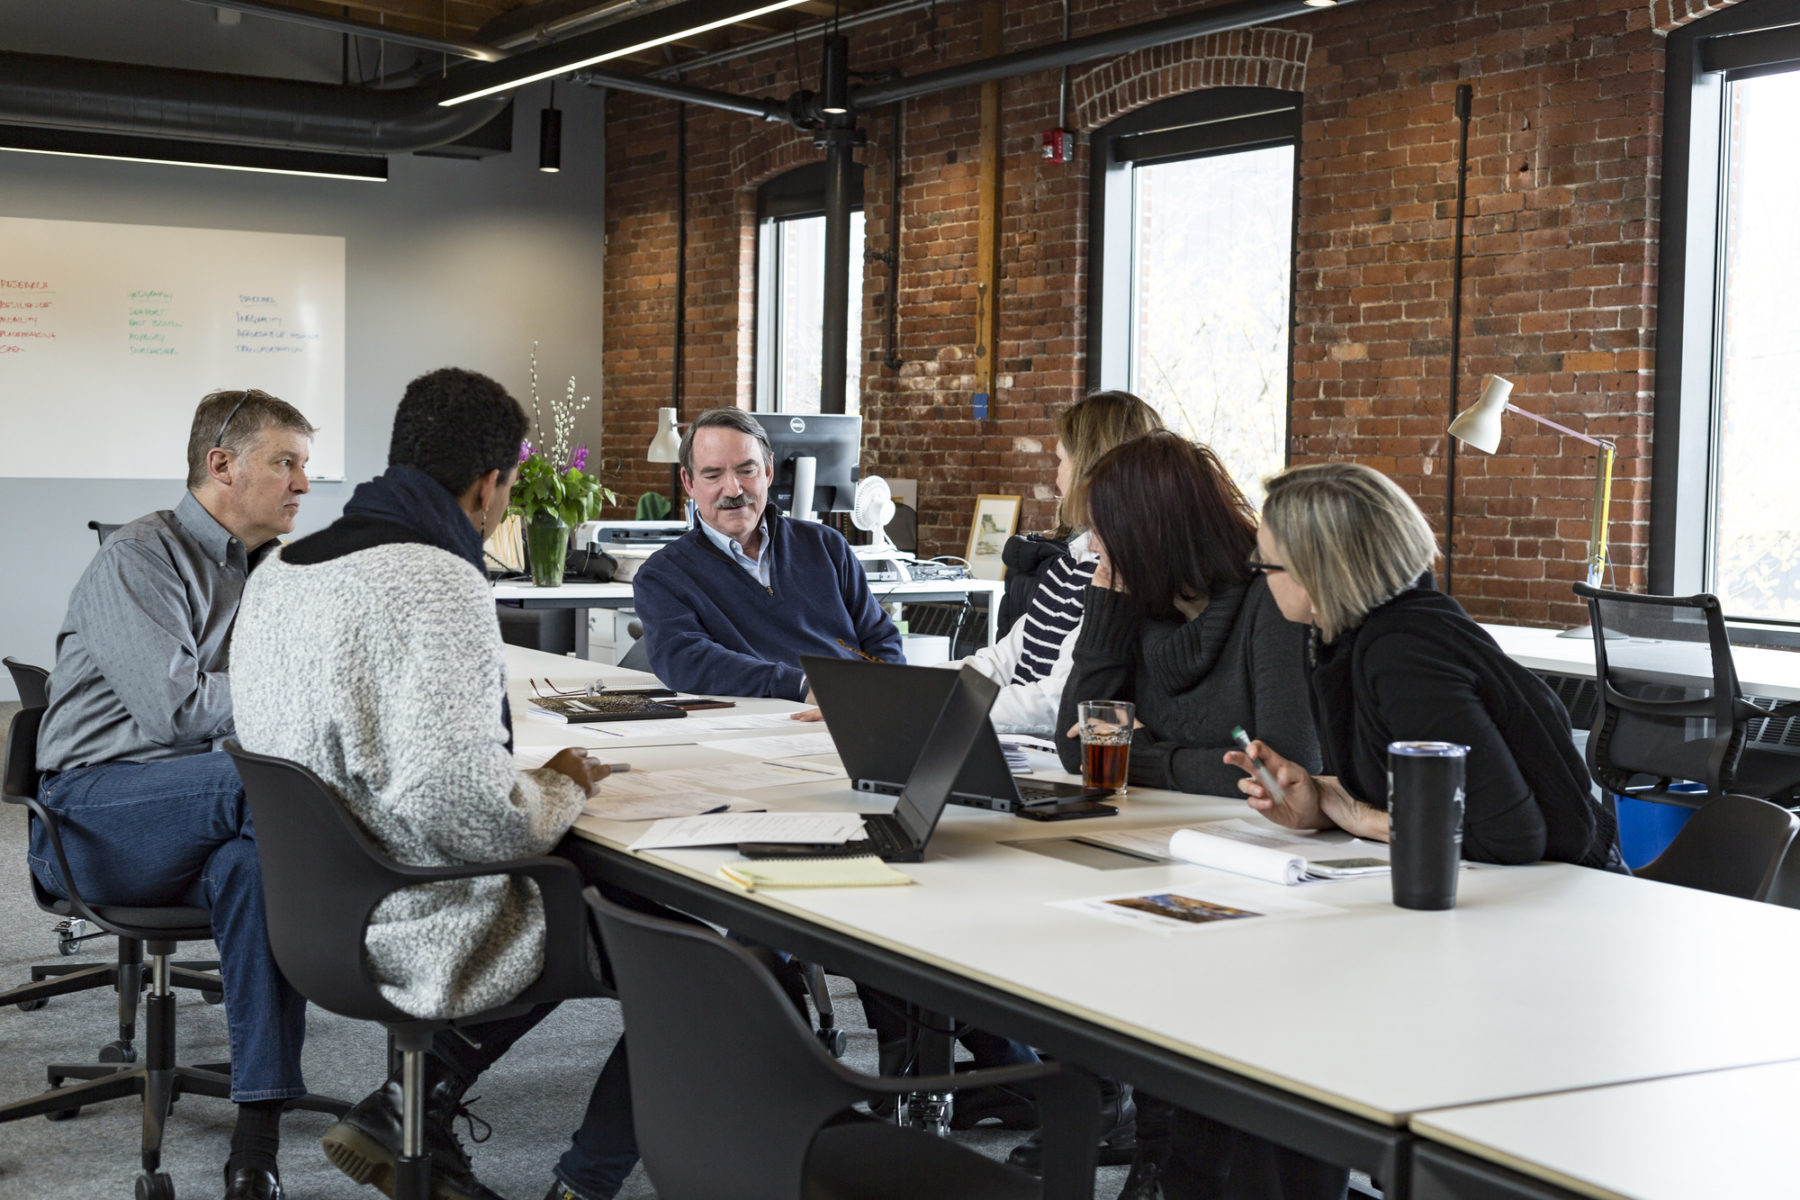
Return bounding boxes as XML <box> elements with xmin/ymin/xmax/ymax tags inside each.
<box><xmin>505</xmin><ymin>646</ymin><xmax>1800</xmax><ymax>1189</ymax></box>
<box><xmin>494</xmin><ymin>577</ymin><xmax>1006</xmax><ymax>661</ymax></box>
<box><xmin>1480</xmin><ymin>620</ymin><xmax>1800</xmax><ymax>701</ymax></box>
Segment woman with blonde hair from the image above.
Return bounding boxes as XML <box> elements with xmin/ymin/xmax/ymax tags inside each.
<box><xmin>1226</xmin><ymin>460</ymin><xmax>1619</xmax><ymax>868</ymax></box>
<box><xmin>949</xmin><ymin>389</ymin><xmax>1163</xmax><ymax>734</ymax></box>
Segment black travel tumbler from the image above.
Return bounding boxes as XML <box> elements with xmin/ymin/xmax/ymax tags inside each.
<box><xmin>1387</xmin><ymin>741</ymin><xmax>1467</xmax><ymax>910</ymax></box>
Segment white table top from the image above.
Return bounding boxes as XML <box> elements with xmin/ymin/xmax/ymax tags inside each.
<box><xmin>504</xmin><ymin>644</ymin><xmax>1800</xmax><ymax>1129</ymax></box>
<box><xmin>1480</xmin><ymin>620</ymin><xmax>1800</xmax><ymax>701</ymax></box>
<box><xmin>1412</xmin><ymin>1058</ymin><xmax>1800</xmax><ymax>1200</ymax></box>
<box><xmin>491</xmin><ymin>577</ymin><xmax>1004</xmax><ymax>602</ymax></box>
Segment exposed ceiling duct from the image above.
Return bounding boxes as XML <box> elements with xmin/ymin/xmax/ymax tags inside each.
<box><xmin>0</xmin><ymin>52</ymin><xmax>507</xmax><ymax>155</ymax></box>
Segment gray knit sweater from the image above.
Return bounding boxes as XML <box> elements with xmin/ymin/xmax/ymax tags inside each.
<box><xmin>1055</xmin><ymin>577</ymin><xmax>1321</xmax><ymax>795</ymax></box>
<box><xmin>231</xmin><ymin>542</ymin><xmax>586</xmax><ymax>1019</ymax></box>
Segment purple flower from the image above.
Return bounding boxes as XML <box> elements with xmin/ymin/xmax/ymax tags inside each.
<box><xmin>519</xmin><ymin>440</ymin><xmax>533</xmax><ymax>463</ymax></box>
<box><xmin>570</xmin><ymin>444</ymin><xmax>589</xmax><ymax>472</ymax></box>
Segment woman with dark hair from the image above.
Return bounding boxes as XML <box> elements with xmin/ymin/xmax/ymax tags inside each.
<box><xmin>1054</xmin><ymin>432</ymin><xmax>1319</xmax><ymax>796</ymax></box>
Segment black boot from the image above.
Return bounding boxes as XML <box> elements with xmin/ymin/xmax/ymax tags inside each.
<box><xmin>320</xmin><ymin>1057</ymin><xmax>505</xmax><ymax>1200</ymax></box>
<box><xmin>1116</xmin><ymin>1092</ymin><xmax>1174</xmax><ymax>1200</ymax></box>
<box><xmin>1006</xmin><ymin>1080</ymin><xmax>1136</xmax><ymax>1172</ymax></box>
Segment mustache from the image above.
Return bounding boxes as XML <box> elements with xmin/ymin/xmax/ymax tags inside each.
<box><xmin>715</xmin><ymin>494</ymin><xmax>754</xmax><ymax>510</ymax></box>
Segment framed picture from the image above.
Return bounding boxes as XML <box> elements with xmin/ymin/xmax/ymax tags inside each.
<box><xmin>965</xmin><ymin>494</ymin><xmax>1022</xmax><ymax>580</ymax></box>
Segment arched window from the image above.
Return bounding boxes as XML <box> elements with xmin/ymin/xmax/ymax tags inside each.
<box><xmin>1087</xmin><ymin>87</ymin><xmax>1301</xmax><ymax>500</ymax></box>
<box><xmin>755</xmin><ymin>161</ymin><xmax>865</xmax><ymax>414</ymax></box>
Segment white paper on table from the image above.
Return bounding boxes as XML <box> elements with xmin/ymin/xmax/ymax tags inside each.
<box><xmin>584</xmin><ymin>792</ymin><xmax>764</xmax><ymax>822</ymax></box>
<box><xmin>516</xmin><ymin>744</ymin><xmax>637</xmax><ymax>770</ymax></box>
<box><xmin>1051</xmin><ymin>880</ymin><xmax>1342</xmax><ymax>935</ymax></box>
<box><xmin>628</xmin><ymin>811</ymin><xmax>867</xmax><ymax>851</ymax></box>
<box><xmin>660</xmin><ymin>760</ymin><xmax>848</xmax><ymax>790</ymax></box>
<box><xmin>584</xmin><ymin>711</ymin><xmax>805</xmax><ymax>737</ymax></box>
<box><xmin>1079</xmin><ymin>821</ymin><xmax>1387</xmax><ymax>883</ymax></box>
<box><xmin>1169</xmin><ymin>828</ymin><xmax>1310</xmax><ymax>885</ymax></box>
<box><xmin>706</xmin><ymin>731</ymin><xmax>840</xmax><ymax>759</ymax></box>
<box><xmin>676</xmin><ymin>712</ymin><xmax>816</xmax><ymax>731</ymax></box>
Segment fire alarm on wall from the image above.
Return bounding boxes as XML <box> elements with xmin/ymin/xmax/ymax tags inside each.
<box><xmin>1040</xmin><ymin>128</ymin><xmax>1073</xmax><ymax>164</ymax></box>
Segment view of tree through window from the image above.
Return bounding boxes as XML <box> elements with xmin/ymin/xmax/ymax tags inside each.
<box><xmin>1710</xmin><ymin>67</ymin><xmax>1800</xmax><ymax>621</ymax></box>
<box><xmin>763</xmin><ymin>211</ymin><xmax>864</xmax><ymax>415</ymax></box>
<box><xmin>1128</xmin><ymin>144</ymin><xmax>1293</xmax><ymax>502</ymax></box>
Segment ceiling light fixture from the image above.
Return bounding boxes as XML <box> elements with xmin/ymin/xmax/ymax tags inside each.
<box><xmin>539</xmin><ymin>82</ymin><xmax>562</xmax><ymax>173</ymax></box>
<box><xmin>0</xmin><ymin>125</ymin><xmax>388</xmax><ymax>181</ymax></box>
<box><xmin>439</xmin><ymin>0</ymin><xmax>812</xmax><ymax>107</ymax></box>
<box><xmin>820</xmin><ymin>33</ymin><xmax>849</xmax><ymax>115</ymax></box>
<box><xmin>1301</xmin><ymin>0</ymin><xmax>1338</xmax><ymax>7</ymax></box>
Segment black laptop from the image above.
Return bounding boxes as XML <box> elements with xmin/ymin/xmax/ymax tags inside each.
<box><xmin>801</xmin><ymin>655</ymin><xmax>1115</xmax><ymax>812</ymax></box>
<box><xmin>741</xmin><ymin>665</ymin><xmax>1000</xmax><ymax>863</ymax></box>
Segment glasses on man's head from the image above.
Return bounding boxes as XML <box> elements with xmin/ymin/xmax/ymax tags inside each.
<box><xmin>212</xmin><ymin>392</ymin><xmax>253</xmax><ymax>449</ymax></box>
<box><xmin>1245</xmin><ymin>559</ymin><xmax>1286</xmax><ymax>576</ymax></box>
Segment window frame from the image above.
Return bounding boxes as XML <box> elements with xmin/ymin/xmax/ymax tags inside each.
<box><xmin>753</xmin><ymin>161</ymin><xmax>866</xmax><ymax>414</ymax></box>
<box><xmin>1085</xmin><ymin>85</ymin><xmax>1303</xmax><ymax>435</ymax></box>
<box><xmin>1654</xmin><ymin>0</ymin><xmax>1800</xmax><ymax>640</ymax></box>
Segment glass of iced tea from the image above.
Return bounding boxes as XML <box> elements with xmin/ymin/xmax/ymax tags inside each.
<box><xmin>1077</xmin><ymin>700</ymin><xmax>1135</xmax><ymax>795</ymax></box>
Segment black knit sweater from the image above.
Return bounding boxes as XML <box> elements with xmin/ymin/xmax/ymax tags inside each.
<box><xmin>1056</xmin><ymin>577</ymin><xmax>1321</xmax><ymax>795</ymax></box>
<box><xmin>1309</xmin><ymin>577</ymin><xmax>1619</xmax><ymax>868</ymax></box>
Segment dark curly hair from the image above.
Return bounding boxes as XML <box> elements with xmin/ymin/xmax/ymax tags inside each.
<box><xmin>387</xmin><ymin>368</ymin><xmax>529</xmax><ymax>496</ymax></box>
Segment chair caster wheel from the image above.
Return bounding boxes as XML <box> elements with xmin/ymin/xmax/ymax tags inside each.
<box><xmin>136</xmin><ymin>1169</ymin><xmax>175</xmax><ymax>1200</ymax></box>
<box><xmin>16</xmin><ymin>998</ymin><xmax>49</xmax><ymax>1012</ymax></box>
<box><xmin>202</xmin><ymin>989</ymin><xmax>224</xmax><ymax>1005</ymax></box>
<box><xmin>99</xmin><ymin>1040</ymin><xmax>137</xmax><ymax>1064</ymax></box>
<box><xmin>817</xmin><ymin>1027</ymin><xmax>847</xmax><ymax>1057</ymax></box>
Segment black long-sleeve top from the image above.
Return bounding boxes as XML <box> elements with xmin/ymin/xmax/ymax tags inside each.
<box><xmin>1309</xmin><ymin>577</ymin><xmax>1619</xmax><ymax>868</ymax></box>
<box><xmin>1056</xmin><ymin>577</ymin><xmax>1321</xmax><ymax>796</ymax></box>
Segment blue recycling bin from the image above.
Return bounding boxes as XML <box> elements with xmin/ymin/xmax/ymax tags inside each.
<box><xmin>1614</xmin><ymin>784</ymin><xmax>1705</xmax><ymax>870</ymax></box>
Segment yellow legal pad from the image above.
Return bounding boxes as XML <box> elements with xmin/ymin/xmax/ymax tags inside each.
<box><xmin>717</xmin><ymin>856</ymin><xmax>914</xmax><ymax>891</ymax></box>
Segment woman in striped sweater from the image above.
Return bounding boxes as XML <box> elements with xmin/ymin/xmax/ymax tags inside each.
<box><xmin>948</xmin><ymin>389</ymin><xmax>1162</xmax><ymax>733</ymax></box>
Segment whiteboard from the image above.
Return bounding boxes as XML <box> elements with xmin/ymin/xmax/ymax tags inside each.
<box><xmin>0</xmin><ymin>216</ymin><xmax>345</xmax><ymax>479</ymax></box>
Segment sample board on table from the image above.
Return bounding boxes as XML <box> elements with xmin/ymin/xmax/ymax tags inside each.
<box><xmin>0</xmin><ymin>215</ymin><xmax>345</xmax><ymax>479</ymax></box>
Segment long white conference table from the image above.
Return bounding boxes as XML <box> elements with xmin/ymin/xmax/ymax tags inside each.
<box><xmin>504</xmin><ymin>644</ymin><xmax>1800</xmax><ymax>1198</ymax></box>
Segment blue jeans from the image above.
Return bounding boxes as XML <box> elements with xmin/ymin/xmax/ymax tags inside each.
<box><xmin>29</xmin><ymin>753</ymin><xmax>308</xmax><ymax>1102</ymax></box>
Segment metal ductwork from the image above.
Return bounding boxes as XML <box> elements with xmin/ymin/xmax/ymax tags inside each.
<box><xmin>0</xmin><ymin>52</ymin><xmax>507</xmax><ymax>155</ymax></box>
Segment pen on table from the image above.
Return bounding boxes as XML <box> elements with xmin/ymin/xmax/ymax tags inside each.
<box><xmin>1231</xmin><ymin>725</ymin><xmax>1289</xmax><ymax>806</ymax></box>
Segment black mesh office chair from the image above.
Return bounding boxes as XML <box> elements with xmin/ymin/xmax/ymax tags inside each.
<box><xmin>584</xmin><ymin>887</ymin><xmax>1103</xmax><ymax>1200</ymax></box>
<box><xmin>2</xmin><ymin>658</ymin><xmax>223</xmax><ymax>1062</ymax></box>
<box><xmin>0</xmin><ymin>708</ymin><xmax>345</xmax><ymax>1200</ymax></box>
<box><xmin>87</xmin><ymin>520</ymin><xmax>122</xmax><ymax>545</ymax></box>
<box><xmin>1574</xmin><ymin>583</ymin><xmax>1800</xmax><ymax>809</ymax></box>
<box><xmin>1634</xmin><ymin>793</ymin><xmax>1800</xmax><ymax>903</ymax></box>
<box><xmin>226</xmin><ymin>742</ymin><xmax>616</xmax><ymax>1200</ymax></box>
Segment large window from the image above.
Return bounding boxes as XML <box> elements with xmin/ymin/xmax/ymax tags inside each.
<box><xmin>755</xmin><ymin>163</ymin><xmax>864</xmax><ymax>414</ymax></box>
<box><xmin>1089</xmin><ymin>89</ymin><xmax>1300</xmax><ymax>501</ymax></box>
<box><xmin>1658</xmin><ymin>1</ymin><xmax>1800</xmax><ymax>626</ymax></box>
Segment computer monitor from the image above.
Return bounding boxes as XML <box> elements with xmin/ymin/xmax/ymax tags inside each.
<box><xmin>749</xmin><ymin>412</ymin><xmax>862</xmax><ymax>519</ymax></box>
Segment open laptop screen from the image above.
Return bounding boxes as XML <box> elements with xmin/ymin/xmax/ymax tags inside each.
<box><xmin>893</xmin><ymin>666</ymin><xmax>1000</xmax><ymax>844</ymax></box>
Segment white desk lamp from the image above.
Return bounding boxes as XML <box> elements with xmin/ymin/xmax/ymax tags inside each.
<box><xmin>646</xmin><ymin>407</ymin><xmax>683</xmax><ymax>514</ymax></box>
<box><xmin>1449</xmin><ymin>375</ymin><xmax>1618</xmax><ymax>637</ymax></box>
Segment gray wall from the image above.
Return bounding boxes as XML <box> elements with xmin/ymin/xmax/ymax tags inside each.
<box><xmin>0</xmin><ymin>3</ymin><xmax>609</xmax><ymax>699</ymax></box>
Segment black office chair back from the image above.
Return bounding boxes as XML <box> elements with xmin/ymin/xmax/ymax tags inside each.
<box><xmin>1634</xmin><ymin>794</ymin><xmax>1800</xmax><ymax>902</ymax></box>
<box><xmin>224</xmin><ymin>746</ymin><xmax>419</xmax><ymax>1024</ymax></box>
<box><xmin>4</xmin><ymin>705</ymin><xmax>44</xmax><ymax>809</ymax></box>
<box><xmin>1573</xmin><ymin>584</ymin><xmax>1744</xmax><ymax>799</ymax></box>
<box><xmin>4</xmin><ymin>658</ymin><xmax>49</xmax><ymax>708</ymax></box>
<box><xmin>585</xmin><ymin>888</ymin><xmax>881</xmax><ymax>1200</ymax></box>
<box><xmin>87</xmin><ymin>520</ymin><xmax>122</xmax><ymax>546</ymax></box>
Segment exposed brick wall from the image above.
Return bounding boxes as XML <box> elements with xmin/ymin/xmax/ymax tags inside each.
<box><xmin>602</xmin><ymin>0</ymin><xmax>1750</xmax><ymax>628</ymax></box>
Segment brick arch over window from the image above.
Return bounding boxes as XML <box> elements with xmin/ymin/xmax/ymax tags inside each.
<box><xmin>729</xmin><ymin>129</ymin><xmax>830</xmax><ymax>406</ymax></box>
<box><xmin>1653</xmin><ymin>0</ymin><xmax>1749</xmax><ymax>32</ymax></box>
<box><xmin>733</xmin><ymin>127</ymin><xmax>822</xmax><ymax>192</ymax></box>
<box><xmin>1072</xmin><ymin>27</ymin><xmax>1310</xmax><ymax>133</ymax></box>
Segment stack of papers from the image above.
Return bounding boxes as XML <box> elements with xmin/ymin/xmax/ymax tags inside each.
<box><xmin>718</xmin><ymin>856</ymin><xmax>912</xmax><ymax>891</ymax></box>
<box><xmin>628</xmin><ymin>811</ymin><xmax>866</xmax><ymax>851</ymax></box>
<box><xmin>1080</xmin><ymin>819</ymin><xmax>1391</xmax><ymax>886</ymax></box>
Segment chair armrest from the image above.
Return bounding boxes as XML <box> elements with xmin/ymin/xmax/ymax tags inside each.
<box><xmin>5</xmin><ymin>792</ymin><xmax>108</xmax><ymax>929</ymax></box>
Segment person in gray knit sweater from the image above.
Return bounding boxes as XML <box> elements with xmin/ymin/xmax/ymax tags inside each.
<box><xmin>1054</xmin><ymin>432</ymin><xmax>1320</xmax><ymax>795</ymax></box>
<box><xmin>233</xmin><ymin>369</ymin><xmax>641</xmax><ymax>1200</ymax></box>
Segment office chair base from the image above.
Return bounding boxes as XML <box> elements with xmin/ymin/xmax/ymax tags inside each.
<box><xmin>136</xmin><ymin>1169</ymin><xmax>175</xmax><ymax>1200</ymax></box>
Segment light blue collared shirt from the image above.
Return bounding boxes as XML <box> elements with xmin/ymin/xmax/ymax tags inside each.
<box><xmin>698</xmin><ymin>515</ymin><xmax>775</xmax><ymax>590</ymax></box>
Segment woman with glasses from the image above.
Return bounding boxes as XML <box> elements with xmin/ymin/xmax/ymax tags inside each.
<box><xmin>1226</xmin><ymin>460</ymin><xmax>1619</xmax><ymax>869</ymax></box>
<box><xmin>1053</xmin><ymin>431</ymin><xmax>1320</xmax><ymax>798</ymax></box>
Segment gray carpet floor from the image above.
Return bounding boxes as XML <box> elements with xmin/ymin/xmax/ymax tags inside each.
<box><xmin>0</xmin><ymin>703</ymin><xmax>1135</xmax><ymax>1199</ymax></box>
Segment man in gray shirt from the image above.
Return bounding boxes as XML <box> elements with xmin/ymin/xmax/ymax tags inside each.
<box><xmin>31</xmin><ymin>389</ymin><xmax>315</xmax><ymax>1200</ymax></box>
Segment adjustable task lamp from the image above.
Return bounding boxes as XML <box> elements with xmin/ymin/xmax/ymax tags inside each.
<box><xmin>1450</xmin><ymin>375</ymin><xmax>1618</xmax><ymax>636</ymax></box>
<box><xmin>646</xmin><ymin>407</ymin><xmax>684</xmax><ymax>513</ymax></box>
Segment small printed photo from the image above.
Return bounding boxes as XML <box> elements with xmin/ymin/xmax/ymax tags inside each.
<box><xmin>1105</xmin><ymin>892</ymin><xmax>1261</xmax><ymax>925</ymax></box>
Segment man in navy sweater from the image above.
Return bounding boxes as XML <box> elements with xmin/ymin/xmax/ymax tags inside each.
<box><xmin>633</xmin><ymin>406</ymin><xmax>902</xmax><ymax>698</ymax></box>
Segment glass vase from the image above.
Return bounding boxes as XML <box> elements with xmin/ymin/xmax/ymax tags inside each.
<box><xmin>527</xmin><ymin>515</ymin><xmax>570</xmax><ymax>588</ymax></box>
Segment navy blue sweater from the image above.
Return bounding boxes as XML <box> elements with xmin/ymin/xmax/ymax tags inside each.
<box><xmin>633</xmin><ymin>515</ymin><xmax>903</xmax><ymax>700</ymax></box>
